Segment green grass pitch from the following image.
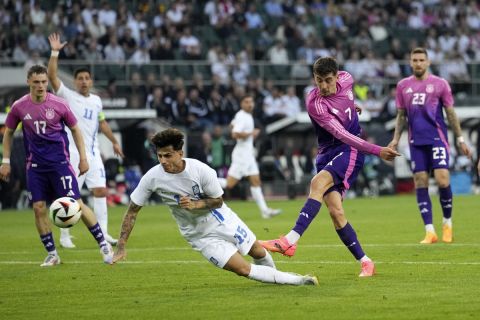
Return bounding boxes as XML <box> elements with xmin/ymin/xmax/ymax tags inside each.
<box><xmin>0</xmin><ymin>195</ymin><xmax>479</xmax><ymax>319</ymax></box>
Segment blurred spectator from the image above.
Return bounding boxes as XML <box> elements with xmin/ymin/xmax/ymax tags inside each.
<box><xmin>282</xmin><ymin>86</ymin><xmax>302</xmax><ymax>117</ymax></box>
<box><xmin>267</xmin><ymin>41</ymin><xmax>289</xmax><ymax>64</ymax></box>
<box><xmin>23</xmin><ymin>50</ymin><xmax>45</xmax><ymax>70</ymax></box>
<box><xmin>12</xmin><ymin>40</ymin><xmax>29</xmax><ymax>65</ymax></box>
<box><xmin>30</xmin><ymin>1</ymin><xmax>46</xmax><ymax>26</ymax></box>
<box><xmin>245</xmin><ymin>4</ymin><xmax>263</xmax><ymax>29</ymax></box>
<box><xmin>264</xmin><ymin>0</ymin><xmax>284</xmax><ymax>17</ymax></box>
<box><xmin>88</xmin><ymin>11</ymin><xmax>106</xmax><ymax>40</ymax></box>
<box><xmin>147</xmin><ymin>87</ymin><xmax>171</xmax><ymax>121</ymax></box>
<box><xmin>98</xmin><ymin>1</ymin><xmax>117</xmax><ymax>27</ymax></box>
<box><xmin>263</xmin><ymin>86</ymin><xmax>287</xmax><ymax>123</ymax></box>
<box><xmin>83</xmin><ymin>39</ymin><xmax>103</xmax><ymax>62</ymax></box>
<box><xmin>27</xmin><ymin>25</ymin><xmax>49</xmax><ymax>54</ymax></box>
<box><xmin>104</xmin><ymin>36</ymin><xmax>126</xmax><ymax>62</ymax></box>
<box><xmin>179</xmin><ymin>27</ymin><xmax>201</xmax><ymax>59</ymax></box>
<box><xmin>119</xmin><ymin>27</ymin><xmax>137</xmax><ymax>59</ymax></box>
<box><xmin>211</xmin><ymin>52</ymin><xmax>230</xmax><ymax>86</ymax></box>
<box><xmin>170</xmin><ymin>88</ymin><xmax>190</xmax><ymax>127</ymax></box>
<box><xmin>128</xmin><ymin>45</ymin><xmax>150</xmax><ymax>65</ymax></box>
<box><xmin>188</xmin><ymin>88</ymin><xmax>213</xmax><ymax>131</ymax></box>
<box><xmin>126</xmin><ymin>72</ymin><xmax>147</xmax><ymax>109</ymax></box>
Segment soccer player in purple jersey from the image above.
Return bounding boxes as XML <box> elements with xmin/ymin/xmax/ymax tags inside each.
<box><xmin>388</xmin><ymin>47</ymin><xmax>471</xmax><ymax>244</ymax></box>
<box><xmin>260</xmin><ymin>57</ymin><xmax>400</xmax><ymax>277</ymax></box>
<box><xmin>0</xmin><ymin>65</ymin><xmax>114</xmax><ymax>267</ymax></box>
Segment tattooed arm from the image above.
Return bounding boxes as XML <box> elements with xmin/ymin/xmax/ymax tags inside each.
<box><xmin>388</xmin><ymin>109</ymin><xmax>407</xmax><ymax>151</ymax></box>
<box><xmin>178</xmin><ymin>196</ymin><xmax>223</xmax><ymax>211</ymax></box>
<box><xmin>112</xmin><ymin>201</ymin><xmax>143</xmax><ymax>263</ymax></box>
<box><xmin>445</xmin><ymin>107</ymin><xmax>472</xmax><ymax>158</ymax></box>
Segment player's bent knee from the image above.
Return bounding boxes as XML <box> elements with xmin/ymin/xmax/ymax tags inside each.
<box><xmin>248</xmin><ymin>241</ymin><xmax>266</xmax><ymax>260</ymax></box>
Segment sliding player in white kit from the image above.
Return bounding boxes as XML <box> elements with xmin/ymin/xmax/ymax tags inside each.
<box><xmin>48</xmin><ymin>33</ymin><xmax>124</xmax><ymax>247</ymax></box>
<box><xmin>218</xmin><ymin>95</ymin><xmax>281</xmax><ymax>219</ymax></box>
<box><xmin>112</xmin><ymin>128</ymin><xmax>317</xmax><ymax>285</ymax></box>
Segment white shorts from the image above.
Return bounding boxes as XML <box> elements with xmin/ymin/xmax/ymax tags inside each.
<box><xmin>228</xmin><ymin>155</ymin><xmax>259</xmax><ymax>180</ymax></box>
<box><xmin>70</xmin><ymin>150</ymin><xmax>106</xmax><ymax>189</ymax></box>
<box><xmin>188</xmin><ymin>211</ymin><xmax>256</xmax><ymax>268</ymax></box>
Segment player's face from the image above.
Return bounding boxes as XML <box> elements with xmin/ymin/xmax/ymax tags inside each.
<box><xmin>410</xmin><ymin>53</ymin><xmax>430</xmax><ymax>79</ymax></box>
<box><xmin>240</xmin><ymin>97</ymin><xmax>254</xmax><ymax>113</ymax></box>
<box><xmin>74</xmin><ymin>72</ymin><xmax>93</xmax><ymax>96</ymax></box>
<box><xmin>27</xmin><ymin>73</ymin><xmax>48</xmax><ymax>101</ymax></box>
<box><xmin>157</xmin><ymin>146</ymin><xmax>185</xmax><ymax>174</ymax></box>
<box><xmin>314</xmin><ymin>72</ymin><xmax>338</xmax><ymax>96</ymax></box>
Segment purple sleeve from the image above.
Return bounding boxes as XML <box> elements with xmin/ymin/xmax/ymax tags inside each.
<box><xmin>309</xmin><ymin>98</ymin><xmax>382</xmax><ymax>156</ymax></box>
<box><xmin>5</xmin><ymin>102</ymin><xmax>20</xmax><ymax>130</ymax></box>
<box><xmin>441</xmin><ymin>79</ymin><xmax>454</xmax><ymax>108</ymax></box>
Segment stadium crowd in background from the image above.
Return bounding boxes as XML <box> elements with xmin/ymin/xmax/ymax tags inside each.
<box><xmin>0</xmin><ymin>0</ymin><xmax>479</xmax><ymax>208</ymax></box>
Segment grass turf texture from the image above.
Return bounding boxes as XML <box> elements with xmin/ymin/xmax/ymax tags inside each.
<box><xmin>0</xmin><ymin>195</ymin><xmax>479</xmax><ymax>319</ymax></box>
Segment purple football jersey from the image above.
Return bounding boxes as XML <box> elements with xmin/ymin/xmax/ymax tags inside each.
<box><xmin>5</xmin><ymin>93</ymin><xmax>78</xmax><ymax>167</ymax></box>
<box><xmin>396</xmin><ymin>74</ymin><xmax>454</xmax><ymax>146</ymax></box>
<box><xmin>306</xmin><ymin>71</ymin><xmax>381</xmax><ymax>156</ymax></box>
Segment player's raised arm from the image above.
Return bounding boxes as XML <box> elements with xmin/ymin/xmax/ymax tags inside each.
<box><xmin>69</xmin><ymin>124</ymin><xmax>89</xmax><ymax>175</ymax></box>
<box><xmin>113</xmin><ymin>201</ymin><xmax>143</xmax><ymax>263</ymax></box>
<box><xmin>0</xmin><ymin>127</ymin><xmax>15</xmax><ymax>182</ymax></box>
<box><xmin>445</xmin><ymin>107</ymin><xmax>472</xmax><ymax>158</ymax></box>
<box><xmin>388</xmin><ymin>108</ymin><xmax>407</xmax><ymax>151</ymax></box>
<box><xmin>99</xmin><ymin>118</ymin><xmax>125</xmax><ymax>158</ymax></box>
<box><xmin>47</xmin><ymin>33</ymin><xmax>67</xmax><ymax>93</ymax></box>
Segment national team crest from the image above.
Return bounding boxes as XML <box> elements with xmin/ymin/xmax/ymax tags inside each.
<box><xmin>347</xmin><ymin>89</ymin><xmax>354</xmax><ymax>100</ymax></box>
<box><xmin>426</xmin><ymin>84</ymin><xmax>434</xmax><ymax>93</ymax></box>
<box><xmin>192</xmin><ymin>183</ymin><xmax>201</xmax><ymax>197</ymax></box>
<box><xmin>45</xmin><ymin>108</ymin><xmax>55</xmax><ymax>120</ymax></box>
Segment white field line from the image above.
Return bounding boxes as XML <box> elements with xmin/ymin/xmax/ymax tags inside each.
<box><xmin>0</xmin><ymin>242</ymin><xmax>479</xmax><ymax>255</ymax></box>
<box><xmin>1</xmin><ymin>260</ymin><xmax>480</xmax><ymax>265</ymax></box>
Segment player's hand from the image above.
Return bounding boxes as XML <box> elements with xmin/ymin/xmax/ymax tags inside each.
<box><xmin>48</xmin><ymin>33</ymin><xmax>67</xmax><ymax>51</ymax></box>
<box><xmin>78</xmin><ymin>158</ymin><xmax>89</xmax><ymax>176</ymax></box>
<box><xmin>0</xmin><ymin>164</ymin><xmax>11</xmax><ymax>182</ymax></box>
<box><xmin>354</xmin><ymin>104</ymin><xmax>362</xmax><ymax>115</ymax></box>
<box><xmin>379</xmin><ymin>147</ymin><xmax>401</xmax><ymax>161</ymax></box>
<box><xmin>387</xmin><ymin>139</ymin><xmax>399</xmax><ymax>151</ymax></box>
<box><xmin>179</xmin><ymin>196</ymin><xmax>196</xmax><ymax>210</ymax></box>
<box><xmin>253</xmin><ymin>128</ymin><xmax>261</xmax><ymax>139</ymax></box>
<box><xmin>458</xmin><ymin>142</ymin><xmax>472</xmax><ymax>159</ymax></box>
<box><xmin>112</xmin><ymin>247</ymin><xmax>127</xmax><ymax>264</ymax></box>
<box><xmin>113</xmin><ymin>143</ymin><xmax>125</xmax><ymax>158</ymax></box>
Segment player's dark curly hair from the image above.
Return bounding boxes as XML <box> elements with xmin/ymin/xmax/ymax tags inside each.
<box><xmin>151</xmin><ymin>128</ymin><xmax>184</xmax><ymax>151</ymax></box>
<box><xmin>74</xmin><ymin>67</ymin><xmax>91</xmax><ymax>79</ymax></box>
<box><xmin>312</xmin><ymin>57</ymin><xmax>338</xmax><ymax>77</ymax></box>
<box><xmin>27</xmin><ymin>65</ymin><xmax>47</xmax><ymax>78</ymax></box>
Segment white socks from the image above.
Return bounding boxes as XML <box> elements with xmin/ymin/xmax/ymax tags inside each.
<box><xmin>218</xmin><ymin>178</ymin><xmax>227</xmax><ymax>189</ymax></box>
<box><xmin>94</xmin><ymin>197</ymin><xmax>108</xmax><ymax>234</ymax></box>
<box><xmin>248</xmin><ymin>264</ymin><xmax>305</xmax><ymax>285</ymax></box>
<box><xmin>253</xmin><ymin>250</ymin><xmax>276</xmax><ymax>268</ymax></box>
<box><xmin>443</xmin><ymin>217</ymin><xmax>452</xmax><ymax>227</ymax></box>
<box><xmin>425</xmin><ymin>224</ymin><xmax>435</xmax><ymax>233</ymax></box>
<box><xmin>60</xmin><ymin>227</ymin><xmax>70</xmax><ymax>240</ymax></box>
<box><xmin>285</xmin><ymin>231</ymin><xmax>301</xmax><ymax>245</ymax></box>
<box><xmin>250</xmin><ymin>186</ymin><xmax>269</xmax><ymax>213</ymax></box>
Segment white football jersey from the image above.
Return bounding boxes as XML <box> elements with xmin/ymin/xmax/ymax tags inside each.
<box><xmin>56</xmin><ymin>81</ymin><xmax>103</xmax><ymax>156</ymax></box>
<box><xmin>231</xmin><ymin>110</ymin><xmax>254</xmax><ymax>159</ymax></box>
<box><xmin>131</xmin><ymin>158</ymin><xmax>237</xmax><ymax>240</ymax></box>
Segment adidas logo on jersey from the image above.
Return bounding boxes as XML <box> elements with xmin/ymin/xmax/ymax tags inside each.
<box><xmin>23</xmin><ymin>113</ymin><xmax>32</xmax><ymax>120</ymax></box>
<box><xmin>66</xmin><ymin>190</ymin><xmax>75</xmax><ymax>197</ymax></box>
<box><xmin>406</xmin><ymin>87</ymin><xmax>413</xmax><ymax>94</ymax></box>
<box><xmin>438</xmin><ymin>160</ymin><xmax>447</xmax><ymax>165</ymax></box>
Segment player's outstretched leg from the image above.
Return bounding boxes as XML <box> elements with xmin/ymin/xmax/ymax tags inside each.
<box><xmin>225</xmin><ymin>251</ymin><xmax>318</xmax><ymax>286</ymax></box>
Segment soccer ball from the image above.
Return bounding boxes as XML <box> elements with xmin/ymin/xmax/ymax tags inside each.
<box><xmin>49</xmin><ymin>197</ymin><xmax>82</xmax><ymax>228</ymax></box>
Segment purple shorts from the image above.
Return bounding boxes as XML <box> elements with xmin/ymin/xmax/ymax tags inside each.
<box><xmin>409</xmin><ymin>141</ymin><xmax>450</xmax><ymax>173</ymax></box>
<box><xmin>316</xmin><ymin>145</ymin><xmax>365</xmax><ymax>198</ymax></box>
<box><xmin>26</xmin><ymin>163</ymin><xmax>81</xmax><ymax>203</ymax></box>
